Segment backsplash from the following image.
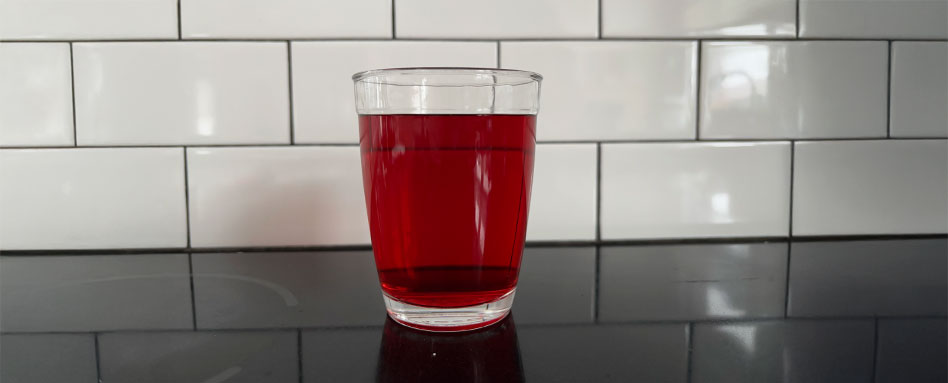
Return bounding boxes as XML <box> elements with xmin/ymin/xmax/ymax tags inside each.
<box><xmin>1</xmin><ymin>0</ymin><xmax>947</xmax><ymax>250</ymax></box>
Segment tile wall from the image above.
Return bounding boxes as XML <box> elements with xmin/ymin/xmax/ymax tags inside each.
<box><xmin>2</xmin><ymin>4</ymin><xmax>946</xmax><ymax>382</ymax></box>
<box><xmin>1</xmin><ymin>0</ymin><xmax>946</xmax><ymax>250</ymax></box>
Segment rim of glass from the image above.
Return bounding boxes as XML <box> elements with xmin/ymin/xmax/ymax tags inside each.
<box><xmin>352</xmin><ymin>67</ymin><xmax>542</xmax><ymax>86</ymax></box>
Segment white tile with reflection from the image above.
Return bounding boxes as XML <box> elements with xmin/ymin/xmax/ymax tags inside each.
<box><xmin>74</xmin><ymin>42</ymin><xmax>289</xmax><ymax>146</ymax></box>
<box><xmin>800</xmin><ymin>0</ymin><xmax>948</xmax><ymax>38</ymax></box>
<box><xmin>701</xmin><ymin>41</ymin><xmax>888</xmax><ymax>139</ymax></box>
<box><xmin>890</xmin><ymin>42</ymin><xmax>948</xmax><ymax>138</ymax></box>
<box><xmin>182</xmin><ymin>0</ymin><xmax>391</xmax><ymax>39</ymax></box>
<box><xmin>395</xmin><ymin>0</ymin><xmax>597</xmax><ymax>39</ymax></box>
<box><xmin>601</xmin><ymin>142</ymin><xmax>790</xmax><ymax>239</ymax></box>
<box><xmin>0</xmin><ymin>43</ymin><xmax>74</xmax><ymax>147</ymax></box>
<box><xmin>602</xmin><ymin>0</ymin><xmax>795</xmax><ymax>38</ymax></box>
<box><xmin>0</xmin><ymin>148</ymin><xmax>187</xmax><ymax>250</ymax></box>
<box><xmin>793</xmin><ymin>140</ymin><xmax>948</xmax><ymax>235</ymax></box>
<box><xmin>187</xmin><ymin>146</ymin><xmax>369</xmax><ymax>247</ymax></box>
<box><xmin>526</xmin><ymin>144</ymin><xmax>597</xmax><ymax>241</ymax></box>
<box><xmin>0</xmin><ymin>0</ymin><xmax>176</xmax><ymax>40</ymax></box>
<box><xmin>502</xmin><ymin>41</ymin><xmax>698</xmax><ymax>141</ymax></box>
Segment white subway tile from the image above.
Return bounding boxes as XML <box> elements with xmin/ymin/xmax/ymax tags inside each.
<box><xmin>291</xmin><ymin>42</ymin><xmax>496</xmax><ymax>144</ymax></box>
<box><xmin>793</xmin><ymin>140</ymin><xmax>948</xmax><ymax>236</ymax></box>
<box><xmin>0</xmin><ymin>43</ymin><xmax>73</xmax><ymax>147</ymax></box>
<box><xmin>395</xmin><ymin>0</ymin><xmax>597</xmax><ymax>38</ymax></box>
<box><xmin>0</xmin><ymin>148</ymin><xmax>187</xmax><ymax>250</ymax></box>
<box><xmin>187</xmin><ymin>146</ymin><xmax>369</xmax><ymax>247</ymax></box>
<box><xmin>601</xmin><ymin>142</ymin><xmax>790</xmax><ymax>239</ymax></box>
<box><xmin>890</xmin><ymin>42</ymin><xmax>948</xmax><ymax>138</ymax></box>
<box><xmin>0</xmin><ymin>0</ymin><xmax>177</xmax><ymax>40</ymax></box>
<box><xmin>602</xmin><ymin>0</ymin><xmax>795</xmax><ymax>38</ymax></box>
<box><xmin>526</xmin><ymin>144</ymin><xmax>597</xmax><ymax>241</ymax></box>
<box><xmin>701</xmin><ymin>41</ymin><xmax>888</xmax><ymax>140</ymax></box>
<box><xmin>800</xmin><ymin>0</ymin><xmax>948</xmax><ymax>38</ymax></box>
<box><xmin>181</xmin><ymin>0</ymin><xmax>391</xmax><ymax>39</ymax></box>
<box><xmin>502</xmin><ymin>42</ymin><xmax>698</xmax><ymax>141</ymax></box>
<box><xmin>73</xmin><ymin>42</ymin><xmax>289</xmax><ymax>146</ymax></box>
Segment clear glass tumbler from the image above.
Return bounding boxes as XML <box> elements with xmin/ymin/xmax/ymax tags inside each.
<box><xmin>353</xmin><ymin>68</ymin><xmax>542</xmax><ymax>331</ymax></box>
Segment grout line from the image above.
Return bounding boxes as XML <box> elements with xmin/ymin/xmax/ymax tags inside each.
<box><xmin>188</xmin><ymin>253</ymin><xmax>197</xmax><ymax>331</ymax></box>
<box><xmin>390</xmin><ymin>0</ymin><xmax>396</xmax><ymax>39</ymax></box>
<box><xmin>2</xmin><ymin>234</ymin><xmax>946</xmax><ymax>256</ymax></box>
<box><xmin>183</xmin><ymin>149</ymin><xmax>192</xmax><ymax>248</ymax></box>
<box><xmin>3</xmin><ymin>316</ymin><xmax>942</xmax><ymax>336</ymax></box>
<box><xmin>4</xmin><ymin>38</ymin><xmax>948</xmax><ymax>43</ymax></box>
<box><xmin>188</xmin><ymin>253</ymin><xmax>197</xmax><ymax>330</ymax></box>
<box><xmin>686</xmin><ymin>322</ymin><xmax>695</xmax><ymax>383</ymax></box>
<box><xmin>94</xmin><ymin>334</ymin><xmax>103</xmax><ymax>381</ymax></box>
<box><xmin>595</xmin><ymin>143</ymin><xmax>602</xmax><ymax>241</ymax></box>
<box><xmin>177</xmin><ymin>0</ymin><xmax>182</xmax><ymax>39</ymax></box>
<box><xmin>496</xmin><ymin>41</ymin><xmax>501</xmax><ymax>68</ymax></box>
<box><xmin>886</xmin><ymin>41</ymin><xmax>893</xmax><ymax>138</ymax></box>
<box><xmin>593</xmin><ymin>246</ymin><xmax>601</xmax><ymax>322</ymax></box>
<box><xmin>1</xmin><ymin>137</ymin><xmax>945</xmax><ymax>151</ymax></box>
<box><xmin>785</xmin><ymin>142</ymin><xmax>795</xmax><ymax>316</ymax></box>
<box><xmin>872</xmin><ymin>317</ymin><xmax>880</xmax><ymax>383</ymax></box>
<box><xmin>286</xmin><ymin>41</ymin><xmax>296</xmax><ymax>144</ymax></box>
<box><xmin>68</xmin><ymin>43</ymin><xmax>78</xmax><ymax>146</ymax></box>
<box><xmin>795</xmin><ymin>0</ymin><xmax>801</xmax><ymax>38</ymax></box>
<box><xmin>784</xmin><ymin>242</ymin><xmax>793</xmax><ymax>317</ymax></box>
<box><xmin>788</xmin><ymin>141</ymin><xmax>795</xmax><ymax>236</ymax></box>
<box><xmin>597</xmin><ymin>0</ymin><xmax>603</xmax><ymax>39</ymax></box>
<box><xmin>694</xmin><ymin>41</ymin><xmax>702</xmax><ymax>140</ymax></box>
<box><xmin>297</xmin><ymin>329</ymin><xmax>304</xmax><ymax>383</ymax></box>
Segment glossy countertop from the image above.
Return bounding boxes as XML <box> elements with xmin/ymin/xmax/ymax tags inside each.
<box><xmin>1</xmin><ymin>238</ymin><xmax>946</xmax><ymax>382</ymax></box>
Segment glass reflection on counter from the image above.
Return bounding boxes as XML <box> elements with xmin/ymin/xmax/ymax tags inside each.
<box><xmin>377</xmin><ymin>315</ymin><xmax>524</xmax><ymax>383</ymax></box>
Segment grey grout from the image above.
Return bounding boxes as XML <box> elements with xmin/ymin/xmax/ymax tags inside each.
<box><xmin>93</xmin><ymin>334</ymin><xmax>103</xmax><ymax>381</ymax></box>
<box><xmin>694</xmin><ymin>41</ymin><xmax>702</xmax><ymax>140</ymax></box>
<box><xmin>188</xmin><ymin>253</ymin><xmax>197</xmax><ymax>330</ymax></box>
<box><xmin>183</xmin><ymin>149</ymin><xmax>191</xmax><ymax>248</ymax></box>
<box><xmin>5</xmin><ymin>316</ymin><xmax>934</xmax><ymax>336</ymax></box>
<box><xmin>595</xmin><ymin>143</ymin><xmax>602</xmax><ymax>241</ymax></box>
<box><xmin>286</xmin><ymin>41</ymin><xmax>296</xmax><ymax>144</ymax></box>
<box><xmin>593</xmin><ymin>246</ymin><xmax>601</xmax><ymax>323</ymax></box>
<box><xmin>3</xmin><ymin>137</ymin><xmax>947</xmax><ymax>152</ymax></box>
<box><xmin>390</xmin><ymin>0</ymin><xmax>396</xmax><ymax>39</ymax></box>
<box><xmin>784</xmin><ymin>242</ymin><xmax>793</xmax><ymax>317</ymax></box>
<box><xmin>177</xmin><ymin>0</ymin><xmax>182</xmax><ymax>40</ymax></box>
<box><xmin>597</xmin><ymin>0</ymin><xmax>603</xmax><ymax>39</ymax></box>
<box><xmin>297</xmin><ymin>329</ymin><xmax>304</xmax><ymax>383</ymax></box>
<box><xmin>872</xmin><ymin>317</ymin><xmax>880</xmax><ymax>383</ymax></box>
<box><xmin>496</xmin><ymin>41</ymin><xmax>501</xmax><ymax>68</ymax></box>
<box><xmin>785</xmin><ymin>143</ymin><xmax>796</xmax><ymax>317</ymax></box>
<box><xmin>796</xmin><ymin>0</ymin><xmax>801</xmax><ymax>38</ymax></box>
<box><xmin>1</xmin><ymin>234</ymin><xmax>943</xmax><ymax>256</ymax></box>
<box><xmin>68</xmin><ymin>43</ymin><xmax>78</xmax><ymax>147</ymax></box>
<box><xmin>886</xmin><ymin>41</ymin><xmax>893</xmax><ymax>138</ymax></box>
<box><xmin>2</xmin><ymin>38</ymin><xmax>947</xmax><ymax>43</ymax></box>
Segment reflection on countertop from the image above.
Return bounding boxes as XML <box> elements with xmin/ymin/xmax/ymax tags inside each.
<box><xmin>1</xmin><ymin>237</ymin><xmax>946</xmax><ymax>382</ymax></box>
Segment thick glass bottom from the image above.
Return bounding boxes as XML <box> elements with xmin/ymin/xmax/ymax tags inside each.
<box><xmin>383</xmin><ymin>288</ymin><xmax>516</xmax><ymax>332</ymax></box>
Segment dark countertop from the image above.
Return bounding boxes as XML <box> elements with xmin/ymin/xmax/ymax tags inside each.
<box><xmin>1</xmin><ymin>238</ymin><xmax>946</xmax><ymax>382</ymax></box>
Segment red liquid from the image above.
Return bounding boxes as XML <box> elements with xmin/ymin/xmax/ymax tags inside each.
<box><xmin>359</xmin><ymin>114</ymin><xmax>536</xmax><ymax>308</ymax></box>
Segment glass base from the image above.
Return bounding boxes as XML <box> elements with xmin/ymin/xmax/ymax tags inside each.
<box><xmin>383</xmin><ymin>289</ymin><xmax>516</xmax><ymax>332</ymax></box>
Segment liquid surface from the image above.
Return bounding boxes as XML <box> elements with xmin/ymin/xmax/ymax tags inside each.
<box><xmin>360</xmin><ymin>114</ymin><xmax>536</xmax><ymax>308</ymax></box>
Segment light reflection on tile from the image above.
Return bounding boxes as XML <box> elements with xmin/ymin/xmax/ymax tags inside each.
<box><xmin>692</xmin><ymin>320</ymin><xmax>875</xmax><ymax>383</ymax></box>
<box><xmin>599</xmin><ymin>243</ymin><xmax>787</xmax><ymax>321</ymax></box>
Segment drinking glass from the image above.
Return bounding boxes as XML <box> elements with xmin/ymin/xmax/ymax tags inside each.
<box><xmin>353</xmin><ymin>68</ymin><xmax>542</xmax><ymax>331</ymax></box>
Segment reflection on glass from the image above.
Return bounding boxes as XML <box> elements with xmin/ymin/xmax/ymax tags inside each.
<box><xmin>377</xmin><ymin>314</ymin><xmax>524</xmax><ymax>383</ymax></box>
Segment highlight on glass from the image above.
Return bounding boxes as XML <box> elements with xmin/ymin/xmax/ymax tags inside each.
<box><xmin>353</xmin><ymin>68</ymin><xmax>542</xmax><ymax>331</ymax></box>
